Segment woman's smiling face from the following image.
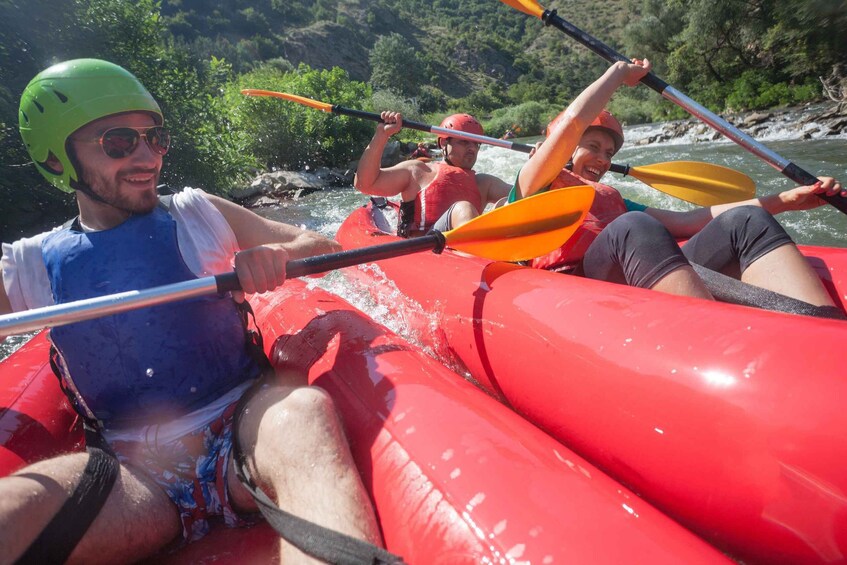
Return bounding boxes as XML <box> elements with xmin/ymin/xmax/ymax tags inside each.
<box><xmin>570</xmin><ymin>128</ymin><xmax>618</xmax><ymax>182</ymax></box>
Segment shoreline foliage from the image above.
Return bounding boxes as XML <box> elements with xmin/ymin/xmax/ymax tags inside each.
<box><xmin>1</xmin><ymin>0</ymin><xmax>844</xmax><ymax>241</ymax></box>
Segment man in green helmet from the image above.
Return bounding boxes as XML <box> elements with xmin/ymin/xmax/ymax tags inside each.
<box><xmin>0</xmin><ymin>59</ymin><xmax>385</xmax><ymax>563</ymax></box>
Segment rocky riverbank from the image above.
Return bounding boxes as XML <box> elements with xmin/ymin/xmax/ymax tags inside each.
<box><xmin>630</xmin><ymin>102</ymin><xmax>847</xmax><ymax>145</ymax></box>
<box><xmin>232</xmin><ymin>140</ymin><xmax>435</xmax><ymax>207</ymax></box>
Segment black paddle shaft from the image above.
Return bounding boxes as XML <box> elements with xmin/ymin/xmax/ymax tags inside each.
<box><xmin>333</xmin><ymin>105</ymin><xmax>436</xmax><ymax>135</ymax></box>
<box><xmin>540</xmin><ymin>9</ymin><xmax>847</xmax><ymax>215</ymax></box>
<box><xmin>215</xmin><ymin>232</ymin><xmax>447</xmax><ymax>293</ymax></box>
<box><xmin>331</xmin><ymin>104</ymin><xmax>654</xmax><ymax>176</ymax></box>
<box><xmin>332</xmin><ymin>105</ymin><xmax>538</xmax><ymax>153</ymax></box>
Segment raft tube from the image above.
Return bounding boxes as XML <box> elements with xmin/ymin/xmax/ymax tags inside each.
<box><xmin>336</xmin><ymin>199</ymin><xmax>847</xmax><ymax>565</ymax></box>
<box><xmin>0</xmin><ymin>280</ymin><xmax>727</xmax><ymax>563</ymax></box>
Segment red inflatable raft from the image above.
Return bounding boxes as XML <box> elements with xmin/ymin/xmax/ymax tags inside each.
<box><xmin>336</xmin><ymin>199</ymin><xmax>847</xmax><ymax>565</ymax></box>
<box><xmin>0</xmin><ymin>280</ymin><xmax>727</xmax><ymax>563</ymax></box>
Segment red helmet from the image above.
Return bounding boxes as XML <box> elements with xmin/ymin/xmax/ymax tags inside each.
<box><xmin>546</xmin><ymin>109</ymin><xmax>624</xmax><ymax>153</ymax></box>
<box><xmin>437</xmin><ymin>113</ymin><xmax>484</xmax><ymax>143</ymax></box>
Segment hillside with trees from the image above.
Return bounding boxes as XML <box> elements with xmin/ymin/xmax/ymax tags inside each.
<box><xmin>1</xmin><ymin>0</ymin><xmax>845</xmax><ymax>241</ymax></box>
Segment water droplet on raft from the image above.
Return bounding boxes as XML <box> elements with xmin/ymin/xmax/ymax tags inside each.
<box><xmin>146</xmin><ymin>368</ymin><xmax>154</xmax><ymax>377</ymax></box>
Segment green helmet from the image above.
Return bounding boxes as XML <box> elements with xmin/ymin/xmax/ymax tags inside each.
<box><xmin>18</xmin><ymin>59</ymin><xmax>162</xmax><ymax>193</ymax></box>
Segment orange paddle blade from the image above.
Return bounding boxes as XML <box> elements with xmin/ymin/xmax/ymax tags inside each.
<box><xmin>241</xmin><ymin>89</ymin><xmax>333</xmax><ymax>112</ymax></box>
<box><xmin>497</xmin><ymin>0</ymin><xmax>546</xmax><ymax>18</ymax></box>
<box><xmin>444</xmin><ymin>186</ymin><xmax>594</xmax><ymax>262</ymax></box>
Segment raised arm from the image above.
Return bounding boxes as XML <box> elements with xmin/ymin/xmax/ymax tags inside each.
<box><xmin>516</xmin><ymin>59</ymin><xmax>651</xmax><ymax>200</ymax></box>
<box><xmin>354</xmin><ymin>111</ymin><xmax>419</xmax><ymax>199</ymax></box>
<box><xmin>205</xmin><ymin>193</ymin><xmax>340</xmax><ymax>294</ymax></box>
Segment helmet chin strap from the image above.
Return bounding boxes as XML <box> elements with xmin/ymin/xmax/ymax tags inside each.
<box><xmin>65</xmin><ymin>149</ymin><xmax>113</xmax><ymax>207</ymax></box>
<box><xmin>440</xmin><ymin>139</ymin><xmax>456</xmax><ymax>167</ymax></box>
<box><xmin>69</xmin><ymin>171</ymin><xmax>112</xmax><ymax>207</ymax></box>
<box><xmin>76</xmin><ymin>184</ymin><xmax>112</xmax><ymax>207</ymax></box>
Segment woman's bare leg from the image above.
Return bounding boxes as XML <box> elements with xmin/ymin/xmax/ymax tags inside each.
<box><xmin>742</xmin><ymin>244</ymin><xmax>835</xmax><ymax>306</ymax></box>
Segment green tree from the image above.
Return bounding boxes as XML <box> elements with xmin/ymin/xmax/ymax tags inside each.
<box><xmin>623</xmin><ymin>0</ymin><xmax>846</xmax><ymax>112</ymax></box>
<box><xmin>763</xmin><ymin>0</ymin><xmax>847</xmax><ymax>79</ymax></box>
<box><xmin>0</xmin><ymin>0</ymin><xmax>258</xmax><ymax>242</ymax></box>
<box><xmin>222</xmin><ymin>64</ymin><xmax>373</xmax><ymax>171</ymax></box>
<box><xmin>369</xmin><ymin>33</ymin><xmax>422</xmax><ymax>98</ymax></box>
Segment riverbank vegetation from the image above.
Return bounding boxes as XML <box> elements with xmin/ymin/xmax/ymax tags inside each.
<box><xmin>1</xmin><ymin>0</ymin><xmax>845</xmax><ymax>241</ymax></box>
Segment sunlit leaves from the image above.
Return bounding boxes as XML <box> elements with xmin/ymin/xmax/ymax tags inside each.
<box><xmin>222</xmin><ymin>64</ymin><xmax>372</xmax><ymax>172</ymax></box>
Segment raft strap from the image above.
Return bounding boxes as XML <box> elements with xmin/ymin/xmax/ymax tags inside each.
<box><xmin>232</xmin><ymin>384</ymin><xmax>405</xmax><ymax>565</ymax></box>
<box><xmin>15</xmin><ymin>424</ymin><xmax>119</xmax><ymax>565</ymax></box>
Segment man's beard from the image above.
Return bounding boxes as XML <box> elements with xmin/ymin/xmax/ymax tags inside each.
<box><xmin>83</xmin><ymin>169</ymin><xmax>160</xmax><ymax>214</ymax></box>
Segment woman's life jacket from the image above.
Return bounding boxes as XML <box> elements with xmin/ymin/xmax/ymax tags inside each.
<box><xmin>532</xmin><ymin>168</ymin><xmax>629</xmax><ymax>272</ymax></box>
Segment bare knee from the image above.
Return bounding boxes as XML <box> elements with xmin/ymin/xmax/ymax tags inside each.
<box><xmin>240</xmin><ymin>386</ymin><xmax>346</xmax><ymax>471</ymax></box>
<box><xmin>269</xmin><ymin>386</ymin><xmax>338</xmax><ymax>430</ymax></box>
<box><xmin>451</xmin><ymin>200</ymin><xmax>480</xmax><ymax>226</ymax></box>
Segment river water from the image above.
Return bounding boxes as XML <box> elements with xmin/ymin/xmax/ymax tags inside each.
<box><xmin>2</xmin><ymin>116</ymin><xmax>846</xmax><ymax>359</ymax></box>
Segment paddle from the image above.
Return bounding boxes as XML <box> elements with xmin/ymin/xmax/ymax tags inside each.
<box><xmin>0</xmin><ymin>187</ymin><xmax>593</xmax><ymax>336</ymax></box>
<box><xmin>241</xmin><ymin>89</ymin><xmax>755</xmax><ymax>205</ymax></box>
<box><xmin>608</xmin><ymin>161</ymin><xmax>754</xmax><ymax>206</ymax></box>
<box><xmin>497</xmin><ymin>0</ymin><xmax>847</xmax><ymax>215</ymax></box>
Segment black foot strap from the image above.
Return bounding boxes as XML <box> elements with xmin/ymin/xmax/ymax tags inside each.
<box><xmin>235</xmin><ymin>461</ymin><xmax>404</xmax><ymax>565</ymax></box>
<box><xmin>693</xmin><ymin>263</ymin><xmax>847</xmax><ymax>319</ymax></box>
<box><xmin>16</xmin><ymin>427</ymin><xmax>119</xmax><ymax>564</ymax></box>
<box><xmin>232</xmin><ymin>386</ymin><xmax>404</xmax><ymax>565</ymax></box>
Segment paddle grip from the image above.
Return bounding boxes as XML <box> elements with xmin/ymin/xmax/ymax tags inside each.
<box><xmin>216</xmin><ymin>236</ymin><xmax>442</xmax><ymax>293</ymax></box>
<box><xmin>333</xmin><ymin>106</ymin><xmax>434</xmax><ymax>134</ymax></box>
<box><xmin>609</xmin><ymin>163</ymin><xmax>630</xmax><ymax>176</ymax></box>
<box><xmin>287</xmin><ymin>235</ymin><xmax>442</xmax><ymax>277</ymax></box>
<box><xmin>542</xmin><ymin>10</ymin><xmax>669</xmax><ymax>93</ymax></box>
<box><xmin>783</xmin><ymin>163</ymin><xmax>847</xmax><ymax>214</ymax></box>
<box><xmin>332</xmin><ymin>104</ymin><xmax>536</xmax><ymax>154</ymax></box>
<box><xmin>215</xmin><ymin>236</ymin><xmax>442</xmax><ymax>295</ymax></box>
<box><xmin>216</xmin><ymin>272</ymin><xmax>241</xmax><ymax>293</ymax></box>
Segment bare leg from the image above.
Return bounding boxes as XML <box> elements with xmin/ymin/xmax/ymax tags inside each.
<box><xmin>229</xmin><ymin>371</ymin><xmax>382</xmax><ymax>563</ymax></box>
<box><xmin>449</xmin><ymin>200</ymin><xmax>480</xmax><ymax>229</ymax></box>
<box><xmin>742</xmin><ymin>244</ymin><xmax>835</xmax><ymax>306</ymax></box>
<box><xmin>0</xmin><ymin>452</ymin><xmax>180</xmax><ymax>565</ymax></box>
<box><xmin>650</xmin><ymin>265</ymin><xmax>715</xmax><ymax>300</ymax></box>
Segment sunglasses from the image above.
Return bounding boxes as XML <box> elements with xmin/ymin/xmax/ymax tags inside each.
<box><xmin>72</xmin><ymin>126</ymin><xmax>171</xmax><ymax>159</ymax></box>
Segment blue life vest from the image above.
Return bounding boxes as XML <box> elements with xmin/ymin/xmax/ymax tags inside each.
<box><xmin>41</xmin><ymin>207</ymin><xmax>261</xmax><ymax>429</ymax></box>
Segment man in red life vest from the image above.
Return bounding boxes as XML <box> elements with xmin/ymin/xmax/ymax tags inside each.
<box><xmin>409</xmin><ymin>142</ymin><xmax>431</xmax><ymax>160</ymax></box>
<box><xmin>354</xmin><ymin>112</ymin><xmax>511</xmax><ymax>237</ymax></box>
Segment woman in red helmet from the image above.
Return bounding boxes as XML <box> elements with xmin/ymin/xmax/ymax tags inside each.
<box><xmin>512</xmin><ymin>58</ymin><xmax>844</xmax><ymax>313</ymax></box>
<box><xmin>354</xmin><ymin>112</ymin><xmax>511</xmax><ymax>237</ymax></box>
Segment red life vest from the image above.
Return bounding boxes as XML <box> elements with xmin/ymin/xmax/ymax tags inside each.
<box><xmin>399</xmin><ymin>162</ymin><xmax>481</xmax><ymax>236</ymax></box>
<box><xmin>532</xmin><ymin>168</ymin><xmax>628</xmax><ymax>272</ymax></box>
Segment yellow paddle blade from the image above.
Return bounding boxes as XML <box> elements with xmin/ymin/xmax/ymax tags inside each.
<box><xmin>443</xmin><ymin>186</ymin><xmax>594</xmax><ymax>262</ymax></box>
<box><xmin>628</xmin><ymin>161</ymin><xmax>756</xmax><ymax>206</ymax></box>
<box><xmin>498</xmin><ymin>0</ymin><xmax>546</xmax><ymax>18</ymax></box>
<box><xmin>241</xmin><ymin>89</ymin><xmax>333</xmax><ymax>112</ymax></box>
